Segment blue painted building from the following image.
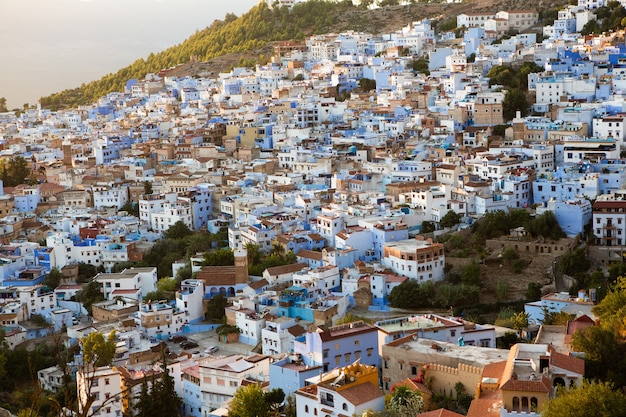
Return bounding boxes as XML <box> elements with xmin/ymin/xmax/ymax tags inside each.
<box><xmin>269</xmin><ymin>354</ymin><xmax>323</xmax><ymax>396</ymax></box>
<box><xmin>293</xmin><ymin>321</ymin><xmax>380</xmax><ymax>373</ymax></box>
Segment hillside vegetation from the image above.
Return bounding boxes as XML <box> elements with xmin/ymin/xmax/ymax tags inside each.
<box><xmin>40</xmin><ymin>0</ymin><xmax>562</xmax><ymax>110</ymax></box>
<box><xmin>39</xmin><ymin>1</ymin><xmax>350</xmax><ymax>110</ymax></box>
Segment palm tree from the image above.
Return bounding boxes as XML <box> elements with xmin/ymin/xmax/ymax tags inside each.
<box><xmin>388</xmin><ymin>384</ymin><xmax>424</xmax><ymax>416</ymax></box>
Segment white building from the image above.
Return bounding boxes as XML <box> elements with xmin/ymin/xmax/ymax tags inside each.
<box><xmin>133</xmin><ymin>302</ymin><xmax>187</xmax><ymax>339</ymax></box>
<box><xmin>198</xmin><ymin>354</ymin><xmax>271</xmax><ymax>413</ymax></box>
<box><xmin>92</xmin><ymin>186</ymin><xmax>129</xmax><ymax>210</ymax></box>
<box><xmin>261</xmin><ymin>315</ymin><xmax>299</xmax><ymax>356</ymax></box>
<box><xmin>94</xmin><ymin>267</ymin><xmax>157</xmax><ymax>301</ymax></box>
<box><xmin>139</xmin><ymin>193</ymin><xmax>178</xmax><ymax>230</ymax></box>
<box><xmin>76</xmin><ymin>366</ymin><xmax>123</xmax><ymax>417</ymax></box>
<box><xmin>151</xmin><ymin>201</ymin><xmax>193</xmax><ymax>233</ymax></box>
<box><xmin>176</xmin><ymin>279</ymin><xmax>205</xmax><ymax>324</ymax></box>
<box><xmin>382</xmin><ymin>237</ymin><xmax>445</xmax><ymax>282</ymax></box>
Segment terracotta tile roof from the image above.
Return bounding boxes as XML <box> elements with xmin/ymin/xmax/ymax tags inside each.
<box><xmin>297</xmin><ymin>249</ymin><xmax>323</xmax><ymax>261</ymax></box>
<box><xmin>482</xmin><ymin>360</ymin><xmax>507</xmax><ymax>380</ymax></box>
<box><xmin>339</xmin><ymin>382</ymin><xmax>384</xmax><ymax>406</ymax></box>
<box><xmin>196</xmin><ymin>265</ymin><xmax>236</xmax><ymax>286</ymax></box>
<box><xmin>467</xmin><ymin>390</ymin><xmax>503</xmax><ymax>417</ymax></box>
<box><xmin>287</xmin><ymin>325</ymin><xmax>307</xmax><ymax>337</ymax></box>
<box><xmin>264</xmin><ymin>263</ymin><xmax>307</xmax><ymax>276</ymax></box>
<box><xmin>549</xmin><ymin>346</ymin><xmax>585</xmax><ymax>375</ymax></box>
<box><xmin>500</xmin><ymin>376</ymin><xmax>551</xmax><ymax>393</ymax></box>
<box><xmin>248</xmin><ymin>279</ymin><xmax>268</xmax><ymax>290</ymax></box>
<box><xmin>420</xmin><ymin>408</ymin><xmax>466</xmax><ymax>417</ymax></box>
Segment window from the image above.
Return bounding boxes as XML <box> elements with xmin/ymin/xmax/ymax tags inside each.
<box><xmin>384</xmin><ymin>360</ymin><xmax>389</xmax><ymax>369</ymax></box>
<box><xmin>367</xmin><ymin>348</ymin><xmax>373</xmax><ymax>357</ymax></box>
<box><xmin>354</xmin><ymin>339</ymin><xmax>359</xmax><ymax>345</ymax></box>
<box><xmin>105</xmin><ymin>378</ymin><xmax>110</xmax><ymax>385</ymax></box>
<box><xmin>345</xmin><ymin>353</ymin><xmax>351</xmax><ymax>362</ymax></box>
<box><xmin>335</xmin><ymin>355</ymin><xmax>341</xmax><ymax>365</ymax></box>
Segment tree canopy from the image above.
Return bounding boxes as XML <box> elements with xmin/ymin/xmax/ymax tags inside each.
<box><xmin>228</xmin><ymin>384</ymin><xmax>285</xmax><ymax>417</ymax></box>
<box><xmin>81</xmin><ymin>331</ymin><xmax>116</xmax><ymax>367</ymax></box>
<box><xmin>542</xmin><ymin>381</ymin><xmax>626</xmax><ymax>417</ymax></box>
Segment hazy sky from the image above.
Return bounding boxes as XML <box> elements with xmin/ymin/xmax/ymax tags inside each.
<box><xmin>0</xmin><ymin>0</ymin><xmax>259</xmax><ymax>109</ymax></box>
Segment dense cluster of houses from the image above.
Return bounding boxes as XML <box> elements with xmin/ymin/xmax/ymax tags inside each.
<box><xmin>2</xmin><ymin>0</ymin><xmax>626</xmax><ymax>415</ymax></box>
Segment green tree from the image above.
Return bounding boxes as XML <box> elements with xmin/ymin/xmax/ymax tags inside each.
<box><xmin>592</xmin><ymin>276</ymin><xmax>626</xmax><ymax>338</ymax></box>
<box><xmin>77</xmin><ymin>263</ymin><xmax>99</xmax><ymax>283</ymax></box>
<box><xmin>206</xmin><ymin>293</ymin><xmax>228</xmax><ymax>321</ymax></box>
<box><xmin>81</xmin><ymin>331</ymin><xmax>116</xmax><ymax>367</ymax></box>
<box><xmin>0</xmin><ymin>97</ymin><xmax>7</xmax><ymax>113</ymax></box>
<box><xmin>526</xmin><ymin>282</ymin><xmax>543</xmax><ymax>300</ymax></box>
<box><xmin>421</xmin><ymin>221</ymin><xmax>436</xmax><ymax>233</ymax></box>
<box><xmin>143</xmin><ymin>180</ymin><xmax>153</xmax><ymax>195</ymax></box>
<box><xmin>495</xmin><ymin>279</ymin><xmax>511</xmax><ymax>301</ymax></box>
<box><xmin>542</xmin><ymin>381</ymin><xmax>626</xmax><ymax>417</ymax></box>
<box><xmin>558</xmin><ymin>248</ymin><xmax>591</xmax><ymax>281</ymax></box>
<box><xmin>75</xmin><ymin>280</ymin><xmax>105</xmax><ymax>314</ymax></box>
<box><xmin>388</xmin><ymin>384</ymin><xmax>424</xmax><ymax>416</ymax></box>
<box><xmin>460</xmin><ymin>262</ymin><xmax>482</xmax><ymax>287</ymax></box>
<box><xmin>229</xmin><ymin>383</ymin><xmax>270</xmax><ymax>417</ymax></box>
<box><xmin>502</xmin><ymin>88</ymin><xmax>529</xmax><ymax>121</ymax></box>
<box><xmin>440</xmin><ymin>210</ymin><xmax>461</xmax><ymax>228</ymax></box>
<box><xmin>134</xmin><ymin>352</ymin><xmax>183</xmax><ymax>417</ymax></box>
<box><xmin>571</xmin><ymin>326</ymin><xmax>625</xmax><ymax>385</ymax></box>
<box><xmin>359</xmin><ymin>78</ymin><xmax>376</xmax><ymax>91</ymax></box>
<box><xmin>163</xmin><ymin>221</ymin><xmax>193</xmax><ymax>239</ymax></box>
<box><xmin>581</xmin><ymin>19</ymin><xmax>601</xmax><ymax>35</ymax></box>
<box><xmin>510</xmin><ymin>312</ymin><xmax>529</xmax><ymax>337</ymax></box>
<box><xmin>0</xmin><ymin>156</ymin><xmax>34</xmax><ymax>187</ymax></box>
<box><xmin>43</xmin><ymin>267</ymin><xmax>63</xmax><ymax>289</ymax></box>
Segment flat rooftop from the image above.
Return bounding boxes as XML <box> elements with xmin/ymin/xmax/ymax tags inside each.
<box><xmin>385</xmin><ymin>338</ymin><xmax>509</xmax><ymax>368</ymax></box>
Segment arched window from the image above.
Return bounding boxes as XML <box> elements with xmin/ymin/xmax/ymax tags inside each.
<box><xmin>512</xmin><ymin>397</ymin><xmax>520</xmax><ymax>412</ymax></box>
<box><xmin>305</xmin><ymin>405</ymin><xmax>309</xmax><ymax>413</ymax></box>
<box><xmin>521</xmin><ymin>397</ymin><xmax>529</xmax><ymax>412</ymax></box>
<box><xmin>411</xmin><ymin>366</ymin><xmax>417</xmax><ymax>375</ymax></box>
<box><xmin>343</xmin><ymin>403</ymin><xmax>348</xmax><ymax>411</ymax></box>
<box><xmin>531</xmin><ymin>397</ymin><xmax>538</xmax><ymax>411</ymax></box>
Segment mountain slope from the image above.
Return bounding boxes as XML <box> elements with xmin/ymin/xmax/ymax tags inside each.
<box><xmin>39</xmin><ymin>0</ymin><xmax>559</xmax><ymax>110</ymax></box>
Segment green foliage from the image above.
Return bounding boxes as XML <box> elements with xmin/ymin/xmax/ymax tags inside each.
<box><xmin>435</xmin><ymin>18</ymin><xmax>457</xmax><ymax>32</ymax></box>
<box><xmin>495</xmin><ymin>279</ymin><xmax>510</xmax><ymax>302</ymax></box>
<box><xmin>388</xmin><ymin>385</ymin><xmax>424</xmax><ymax>416</ymax></box>
<box><xmin>510</xmin><ymin>311</ymin><xmax>529</xmax><ymax>335</ymax></box>
<box><xmin>460</xmin><ymin>262</ymin><xmax>482</xmax><ymax>287</ymax></box>
<box><xmin>501</xmin><ymin>248</ymin><xmax>519</xmax><ymax>260</ymax></box>
<box><xmin>388</xmin><ymin>280</ymin><xmax>435</xmax><ymax>309</ymax></box>
<box><xmin>541</xmin><ymin>308</ymin><xmax>572</xmax><ymax>325</ymax></box>
<box><xmin>229</xmin><ymin>383</ymin><xmax>277</xmax><ymax>417</ymax></box>
<box><xmin>487</xmin><ymin>62</ymin><xmax>542</xmax><ymax>89</ymax></box>
<box><xmin>440</xmin><ymin>211</ymin><xmax>461</xmax><ymax>228</ymax></box>
<box><xmin>0</xmin><ymin>156</ymin><xmax>35</xmax><ymax>187</ymax></box>
<box><xmin>81</xmin><ymin>331</ymin><xmax>117</xmax><ymax>367</ymax></box>
<box><xmin>526</xmin><ymin>211</ymin><xmax>566</xmax><ymax>240</ymax></box>
<box><xmin>206</xmin><ymin>293</ymin><xmax>228</xmax><ymax>322</ymax></box>
<box><xmin>581</xmin><ymin>19</ymin><xmax>601</xmax><ymax>35</ymax></box>
<box><xmin>497</xmin><ymin>331</ymin><xmax>519</xmax><ymax>349</ymax></box>
<box><xmin>75</xmin><ymin>280</ymin><xmax>105</xmax><ymax>315</ymax></box>
<box><xmin>436</xmin><ymin>284</ymin><xmax>480</xmax><ymax>307</ymax></box>
<box><xmin>143</xmin><ymin>180</ymin><xmax>153</xmax><ymax>195</ymax></box>
<box><xmin>134</xmin><ymin>354</ymin><xmax>183</xmax><ymax>417</ymax></box>
<box><xmin>502</xmin><ymin>88</ymin><xmax>529</xmax><ymax>121</ymax></box>
<box><xmin>120</xmin><ymin>201</ymin><xmax>139</xmax><ymax>217</ymax></box>
<box><xmin>558</xmin><ymin>248</ymin><xmax>591</xmax><ymax>280</ymax></box>
<box><xmin>0</xmin><ymin>97</ymin><xmax>7</xmax><ymax>113</ymax></box>
<box><xmin>525</xmin><ymin>282</ymin><xmax>543</xmax><ymax>300</ymax></box>
<box><xmin>163</xmin><ymin>221</ymin><xmax>193</xmax><ymax>240</ymax></box>
<box><xmin>40</xmin><ymin>1</ymin><xmax>354</xmax><ymax>109</ymax></box>
<box><xmin>359</xmin><ymin>78</ymin><xmax>377</xmax><ymax>91</ymax></box>
<box><xmin>77</xmin><ymin>262</ymin><xmax>99</xmax><ymax>283</ymax></box>
<box><xmin>203</xmin><ymin>248</ymin><xmax>235</xmax><ymax>266</ymax></box>
<box><xmin>421</xmin><ymin>221</ymin><xmax>436</xmax><ymax>233</ymax></box>
<box><xmin>542</xmin><ymin>381</ymin><xmax>626</xmax><ymax>417</ymax></box>
<box><xmin>494</xmin><ymin>306</ymin><xmax>515</xmax><ymax>328</ymax></box>
<box><xmin>409</xmin><ymin>57</ymin><xmax>430</xmax><ymax>75</ymax></box>
<box><xmin>30</xmin><ymin>313</ymin><xmax>50</xmax><ymax>327</ymax></box>
<box><xmin>43</xmin><ymin>267</ymin><xmax>63</xmax><ymax>289</ymax></box>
